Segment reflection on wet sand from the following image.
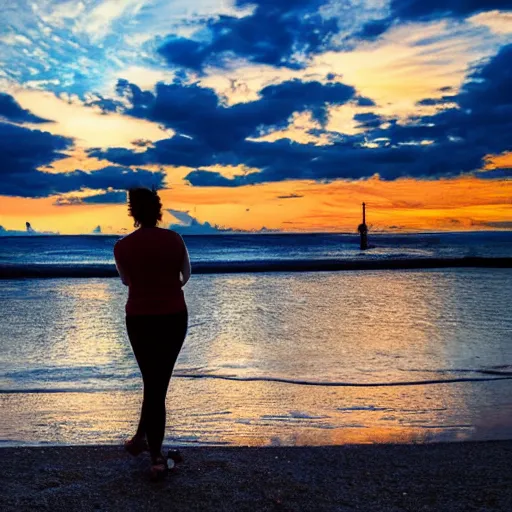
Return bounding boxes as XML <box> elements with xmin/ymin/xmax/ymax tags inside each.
<box><xmin>1</xmin><ymin>379</ymin><xmax>511</xmax><ymax>447</ymax></box>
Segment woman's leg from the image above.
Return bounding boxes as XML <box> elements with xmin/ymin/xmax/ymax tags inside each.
<box><xmin>126</xmin><ymin>315</ymin><xmax>151</xmax><ymax>441</ymax></box>
<box><xmin>127</xmin><ymin>311</ymin><xmax>188</xmax><ymax>461</ymax></box>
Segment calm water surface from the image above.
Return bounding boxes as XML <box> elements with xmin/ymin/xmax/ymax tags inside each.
<box><xmin>1</xmin><ymin>269</ymin><xmax>511</xmax><ymax>446</ymax></box>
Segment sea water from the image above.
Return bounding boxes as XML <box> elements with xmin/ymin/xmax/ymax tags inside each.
<box><xmin>0</xmin><ymin>233</ymin><xmax>511</xmax><ymax>446</ymax></box>
<box><xmin>0</xmin><ymin>231</ymin><xmax>512</xmax><ymax>266</ymax></box>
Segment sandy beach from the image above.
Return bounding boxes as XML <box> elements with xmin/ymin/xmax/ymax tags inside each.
<box><xmin>1</xmin><ymin>441</ymin><xmax>511</xmax><ymax>511</ymax></box>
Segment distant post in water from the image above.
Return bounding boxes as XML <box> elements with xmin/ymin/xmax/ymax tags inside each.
<box><xmin>358</xmin><ymin>202</ymin><xmax>369</xmax><ymax>250</ymax></box>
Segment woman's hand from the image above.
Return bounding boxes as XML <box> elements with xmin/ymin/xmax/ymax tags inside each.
<box><xmin>180</xmin><ymin>244</ymin><xmax>191</xmax><ymax>286</ymax></box>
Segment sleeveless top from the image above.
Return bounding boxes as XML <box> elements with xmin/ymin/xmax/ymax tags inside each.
<box><xmin>114</xmin><ymin>227</ymin><xmax>187</xmax><ymax>315</ymax></box>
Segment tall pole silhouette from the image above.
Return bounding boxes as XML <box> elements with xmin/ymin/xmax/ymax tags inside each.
<box><xmin>358</xmin><ymin>202</ymin><xmax>368</xmax><ymax>250</ymax></box>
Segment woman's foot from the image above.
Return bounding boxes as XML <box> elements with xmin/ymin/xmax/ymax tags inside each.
<box><xmin>149</xmin><ymin>455</ymin><xmax>168</xmax><ymax>482</ymax></box>
<box><xmin>124</xmin><ymin>435</ymin><xmax>148</xmax><ymax>457</ymax></box>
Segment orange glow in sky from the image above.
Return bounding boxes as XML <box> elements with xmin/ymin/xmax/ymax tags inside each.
<box><xmin>0</xmin><ymin>2</ymin><xmax>510</xmax><ymax>234</ymax></box>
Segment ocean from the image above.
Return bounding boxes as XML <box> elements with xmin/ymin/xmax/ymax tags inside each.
<box><xmin>1</xmin><ymin>231</ymin><xmax>511</xmax><ymax>447</ymax></box>
<box><xmin>1</xmin><ymin>231</ymin><xmax>512</xmax><ymax>266</ymax></box>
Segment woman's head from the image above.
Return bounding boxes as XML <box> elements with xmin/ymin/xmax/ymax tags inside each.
<box><xmin>128</xmin><ymin>187</ymin><xmax>163</xmax><ymax>228</ymax></box>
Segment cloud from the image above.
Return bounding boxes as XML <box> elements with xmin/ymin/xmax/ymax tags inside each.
<box><xmin>312</xmin><ymin>19</ymin><xmax>500</xmax><ymax>121</ymax></box>
<box><xmin>158</xmin><ymin>0</ymin><xmax>339</xmax><ymax>71</ymax></box>
<box><xmin>0</xmin><ymin>34</ymin><xmax>32</xmax><ymax>46</ymax></box>
<box><xmin>103</xmin><ymin>43</ymin><xmax>511</xmax><ymax>186</ymax></box>
<box><xmin>0</xmin><ymin>121</ymin><xmax>166</xmax><ymax>197</ymax></box>
<box><xmin>167</xmin><ymin>209</ymin><xmax>233</xmax><ymax>234</ymax></box>
<box><xmin>416</xmin><ymin>96</ymin><xmax>458</xmax><ymax>106</ymax></box>
<box><xmin>353</xmin><ymin>112</ymin><xmax>382</xmax><ymax>129</ymax></box>
<box><xmin>4</xmin><ymin>0</ymin><xmax>509</xmax><ymax>206</ymax></box>
<box><xmin>0</xmin><ymin>121</ymin><xmax>71</xmax><ymax>182</ymax></box>
<box><xmin>0</xmin><ymin>93</ymin><xmax>49</xmax><ymax>123</ymax></box>
<box><xmin>76</xmin><ymin>0</ymin><xmax>144</xmax><ymax>41</ymax></box>
<box><xmin>113</xmin><ymin>77</ymin><xmax>355</xmax><ymax>152</ymax></box>
<box><xmin>53</xmin><ymin>190</ymin><xmax>128</xmax><ymax>206</ymax></box>
<box><xmin>474</xmin><ymin>221</ymin><xmax>512</xmax><ymax>229</ymax></box>
<box><xmin>363</xmin><ymin>1</ymin><xmax>512</xmax><ymax>37</ymax></box>
<box><xmin>277</xmin><ymin>193</ymin><xmax>303</xmax><ymax>199</ymax></box>
<box><xmin>477</xmin><ymin>169</ymin><xmax>512</xmax><ymax>179</ymax></box>
<box><xmin>166</xmin><ymin>208</ymin><xmax>280</xmax><ymax>233</ymax></box>
<box><xmin>468</xmin><ymin>11</ymin><xmax>512</xmax><ymax>35</ymax></box>
<box><xmin>11</xmin><ymin>88</ymin><xmax>172</xmax><ymax>149</ymax></box>
<box><xmin>389</xmin><ymin>0</ymin><xmax>511</xmax><ymax>22</ymax></box>
<box><xmin>0</xmin><ymin>223</ymin><xmax>58</xmax><ymax>236</ymax></box>
<box><xmin>2</xmin><ymin>163</ymin><xmax>165</xmax><ymax>198</ymax></box>
<box><xmin>356</xmin><ymin>19</ymin><xmax>392</xmax><ymax>40</ymax></box>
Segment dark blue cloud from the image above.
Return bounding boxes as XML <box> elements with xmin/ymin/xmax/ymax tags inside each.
<box><xmin>355</xmin><ymin>96</ymin><xmax>377</xmax><ymax>107</ymax></box>
<box><xmin>359</xmin><ymin>1</ymin><xmax>511</xmax><ymax>41</ymax></box>
<box><xmin>158</xmin><ymin>0</ymin><xmax>337</xmax><ymax>71</ymax></box>
<box><xmin>3</xmin><ymin>163</ymin><xmax>166</xmax><ymax>198</ymax></box>
<box><xmin>184</xmin><ymin>170</ymin><xmax>238</xmax><ymax>187</ymax></box>
<box><xmin>0</xmin><ymin>121</ymin><xmax>165</xmax><ymax>197</ymax></box>
<box><xmin>356</xmin><ymin>19</ymin><xmax>393</xmax><ymax>40</ymax></box>
<box><xmin>0</xmin><ymin>93</ymin><xmax>50</xmax><ymax>124</ymax></box>
<box><xmin>183</xmin><ymin>138</ymin><xmax>478</xmax><ymax>186</ymax></box>
<box><xmin>390</xmin><ymin>0</ymin><xmax>511</xmax><ymax>22</ymax></box>
<box><xmin>114</xmin><ymin>78</ymin><xmax>355</xmax><ymax>151</ymax></box>
<box><xmin>94</xmin><ymin>44</ymin><xmax>512</xmax><ymax>187</ymax></box>
<box><xmin>91</xmin><ymin>135</ymin><xmax>214</xmax><ymax>168</ymax></box>
<box><xmin>354</xmin><ymin>112</ymin><xmax>382</xmax><ymax>129</ymax></box>
<box><xmin>0</xmin><ymin>122</ymin><xmax>70</xmax><ymax>177</ymax></box>
<box><xmin>478</xmin><ymin>169</ymin><xmax>512</xmax><ymax>180</ymax></box>
<box><xmin>416</xmin><ymin>96</ymin><xmax>457</xmax><ymax>106</ymax></box>
<box><xmin>459</xmin><ymin>43</ymin><xmax>512</xmax><ymax>110</ymax></box>
<box><xmin>83</xmin><ymin>94</ymin><xmax>122</xmax><ymax>113</ymax></box>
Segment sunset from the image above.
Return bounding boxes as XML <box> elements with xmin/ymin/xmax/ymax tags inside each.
<box><xmin>1</xmin><ymin>0</ymin><xmax>511</xmax><ymax>234</ymax></box>
<box><xmin>1</xmin><ymin>2</ymin><xmax>511</xmax><ymax>509</ymax></box>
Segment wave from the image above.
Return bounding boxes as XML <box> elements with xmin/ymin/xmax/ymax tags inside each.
<box><xmin>173</xmin><ymin>372</ymin><xmax>512</xmax><ymax>386</ymax></box>
<box><xmin>400</xmin><ymin>366</ymin><xmax>512</xmax><ymax>376</ymax></box>
<box><xmin>1</xmin><ymin>257</ymin><xmax>511</xmax><ymax>278</ymax></box>
<box><xmin>1</xmin><ymin>372</ymin><xmax>511</xmax><ymax>393</ymax></box>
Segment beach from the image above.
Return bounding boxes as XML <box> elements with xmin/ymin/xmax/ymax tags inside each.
<box><xmin>1</xmin><ymin>441</ymin><xmax>512</xmax><ymax>511</ymax></box>
<box><xmin>1</xmin><ymin>234</ymin><xmax>511</xmax><ymax>510</ymax></box>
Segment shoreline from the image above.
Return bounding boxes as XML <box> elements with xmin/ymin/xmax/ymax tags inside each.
<box><xmin>1</xmin><ymin>230</ymin><xmax>511</xmax><ymax>237</ymax></box>
<box><xmin>1</xmin><ymin>441</ymin><xmax>511</xmax><ymax>511</ymax></box>
<box><xmin>1</xmin><ymin>256</ymin><xmax>511</xmax><ymax>278</ymax></box>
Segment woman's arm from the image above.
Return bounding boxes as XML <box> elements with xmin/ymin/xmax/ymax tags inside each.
<box><xmin>115</xmin><ymin>260</ymin><xmax>129</xmax><ymax>286</ymax></box>
<box><xmin>113</xmin><ymin>243</ymin><xmax>129</xmax><ymax>286</ymax></box>
<box><xmin>180</xmin><ymin>241</ymin><xmax>191</xmax><ymax>286</ymax></box>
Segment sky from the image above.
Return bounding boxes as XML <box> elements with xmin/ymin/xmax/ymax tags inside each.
<box><xmin>0</xmin><ymin>0</ymin><xmax>511</xmax><ymax>234</ymax></box>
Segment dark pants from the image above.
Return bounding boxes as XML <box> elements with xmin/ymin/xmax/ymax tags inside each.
<box><xmin>126</xmin><ymin>310</ymin><xmax>188</xmax><ymax>458</ymax></box>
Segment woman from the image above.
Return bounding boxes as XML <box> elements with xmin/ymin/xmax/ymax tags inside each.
<box><xmin>114</xmin><ymin>187</ymin><xmax>191</xmax><ymax>479</ymax></box>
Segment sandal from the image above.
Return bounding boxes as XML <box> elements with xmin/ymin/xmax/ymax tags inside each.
<box><xmin>149</xmin><ymin>456</ymin><xmax>168</xmax><ymax>482</ymax></box>
<box><xmin>124</xmin><ymin>435</ymin><xmax>148</xmax><ymax>457</ymax></box>
<box><xmin>167</xmin><ymin>449</ymin><xmax>184</xmax><ymax>464</ymax></box>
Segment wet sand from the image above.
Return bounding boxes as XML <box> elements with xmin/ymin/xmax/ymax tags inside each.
<box><xmin>1</xmin><ymin>441</ymin><xmax>511</xmax><ymax>511</ymax></box>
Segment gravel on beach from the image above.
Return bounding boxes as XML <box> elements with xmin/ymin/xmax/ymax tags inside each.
<box><xmin>1</xmin><ymin>441</ymin><xmax>511</xmax><ymax>512</ymax></box>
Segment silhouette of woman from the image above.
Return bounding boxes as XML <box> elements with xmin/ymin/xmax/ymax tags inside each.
<box><xmin>114</xmin><ymin>187</ymin><xmax>191</xmax><ymax>479</ymax></box>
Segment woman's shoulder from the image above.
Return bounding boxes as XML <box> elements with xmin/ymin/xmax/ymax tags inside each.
<box><xmin>113</xmin><ymin>231</ymin><xmax>135</xmax><ymax>255</ymax></box>
<box><xmin>160</xmin><ymin>227</ymin><xmax>182</xmax><ymax>238</ymax></box>
<box><xmin>153</xmin><ymin>228</ymin><xmax>185</xmax><ymax>245</ymax></box>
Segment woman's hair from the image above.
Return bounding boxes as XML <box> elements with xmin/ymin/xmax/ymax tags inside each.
<box><xmin>128</xmin><ymin>187</ymin><xmax>163</xmax><ymax>228</ymax></box>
